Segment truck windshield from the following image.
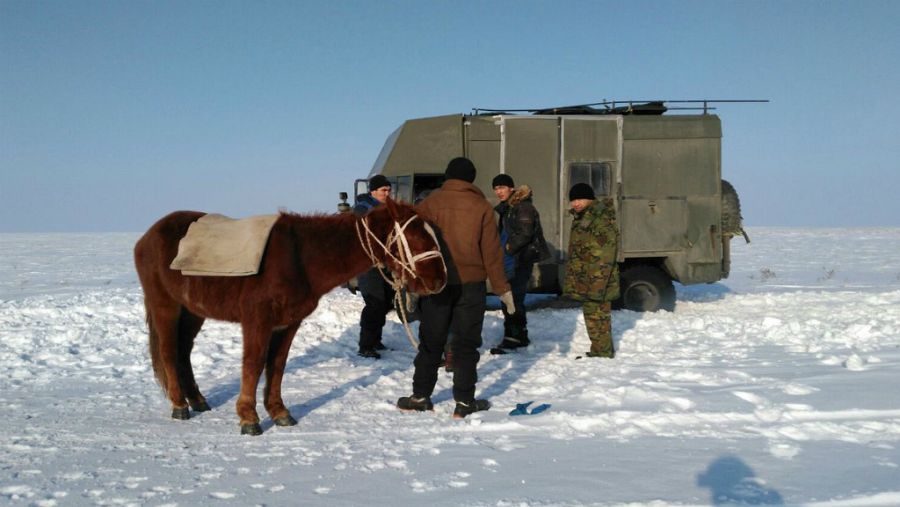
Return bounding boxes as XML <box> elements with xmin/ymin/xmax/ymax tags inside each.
<box><xmin>389</xmin><ymin>175</ymin><xmax>412</xmax><ymax>203</ymax></box>
<box><xmin>354</xmin><ymin>175</ymin><xmax>412</xmax><ymax>204</ymax></box>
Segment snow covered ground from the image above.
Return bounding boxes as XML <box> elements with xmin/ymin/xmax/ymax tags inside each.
<box><xmin>2</xmin><ymin>227</ymin><xmax>900</xmax><ymax>506</ymax></box>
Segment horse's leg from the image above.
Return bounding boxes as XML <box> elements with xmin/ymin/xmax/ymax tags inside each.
<box><xmin>151</xmin><ymin>302</ymin><xmax>191</xmax><ymax>419</ymax></box>
<box><xmin>176</xmin><ymin>307</ymin><xmax>209</xmax><ymax>412</ymax></box>
<box><xmin>263</xmin><ymin>323</ymin><xmax>301</xmax><ymax>427</ymax></box>
<box><xmin>236</xmin><ymin>320</ymin><xmax>271</xmax><ymax>436</ymax></box>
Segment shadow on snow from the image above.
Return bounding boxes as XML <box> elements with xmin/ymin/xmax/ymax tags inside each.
<box><xmin>697</xmin><ymin>455</ymin><xmax>784</xmax><ymax>505</ymax></box>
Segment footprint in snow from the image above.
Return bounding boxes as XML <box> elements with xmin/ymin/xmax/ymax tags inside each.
<box><xmin>782</xmin><ymin>383</ymin><xmax>818</xmax><ymax>396</ymax></box>
<box><xmin>769</xmin><ymin>442</ymin><xmax>801</xmax><ymax>460</ymax></box>
<box><xmin>733</xmin><ymin>391</ymin><xmax>768</xmax><ymax>406</ymax></box>
<box><xmin>843</xmin><ymin>353</ymin><xmax>866</xmax><ymax>371</ymax></box>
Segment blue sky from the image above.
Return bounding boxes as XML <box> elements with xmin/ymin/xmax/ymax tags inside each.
<box><xmin>2</xmin><ymin>1</ymin><xmax>898</xmax><ymax>232</ymax></box>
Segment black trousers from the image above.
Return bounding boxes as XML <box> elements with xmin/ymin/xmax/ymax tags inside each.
<box><xmin>501</xmin><ymin>262</ymin><xmax>532</xmax><ymax>338</ymax></box>
<box><xmin>358</xmin><ymin>269</ymin><xmax>394</xmax><ymax>350</ymax></box>
<box><xmin>412</xmin><ymin>282</ymin><xmax>486</xmax><ymax>403</ymax></box>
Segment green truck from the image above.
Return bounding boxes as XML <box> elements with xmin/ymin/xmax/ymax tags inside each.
<box><xmin>342</xmin><ymin>100</ymin><xmax>754</xmax><ymax>312</ymax></box>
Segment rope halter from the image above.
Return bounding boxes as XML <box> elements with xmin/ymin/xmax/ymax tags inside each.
<box><xmin>355</xmin><ymin>213</ymin><xmax>447</xmax><ymax>348</ymax></box>
<box><xmin>355</xmin><ymin>213</ymin><xmax>446</xmax><ymax>289</ymax></box>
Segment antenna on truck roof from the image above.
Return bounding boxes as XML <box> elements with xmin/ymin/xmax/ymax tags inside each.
<box><xmin>472</xmin><ymin>99</ymin><xmax>769</xmax><ymax>116</ymax></box>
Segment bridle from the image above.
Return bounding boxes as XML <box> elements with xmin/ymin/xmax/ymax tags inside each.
<box><xmin>356</xmin><ymin>214</ymin><xmax>446</xmax><ymax>289</ymax></box>
<box><xmin>355</xmin><ymin>213</ymin><xmax>447</xmax><ymax>347</ymax></box>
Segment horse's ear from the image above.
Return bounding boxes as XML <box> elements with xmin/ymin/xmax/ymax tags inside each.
<box><xmin>385</xmin><ymin>196</ymin><xmax>400</xmax><ymax>219</ymax></box>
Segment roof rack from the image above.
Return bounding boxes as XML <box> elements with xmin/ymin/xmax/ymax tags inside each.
<box><xmin>472</xmin><ymin>99</ymin><xmax>769</xmax><ymax>116</ymax></box>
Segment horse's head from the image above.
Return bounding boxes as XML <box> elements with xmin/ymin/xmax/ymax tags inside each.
<box><xmin>357</xmin><ymin>198</ymin><xmax>447</xmax><ymax>295</ymax></box>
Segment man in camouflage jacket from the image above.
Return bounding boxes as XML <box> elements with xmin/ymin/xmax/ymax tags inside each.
<box><xmin>563</xmin><ymin>183</ymin><xmax>620</xmax><ymax>358</ymax></box>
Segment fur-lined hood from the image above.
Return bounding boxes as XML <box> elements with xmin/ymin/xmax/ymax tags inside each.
<box><xmin>508</xmin><ymin>185</ymin><xmax>533</xmax><ymax>207</ymax></box>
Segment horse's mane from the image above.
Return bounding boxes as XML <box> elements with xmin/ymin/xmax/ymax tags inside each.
<box><xmin>278</xmin><ymin>210</ymin><xmax>356</xmax><ymax>229</ymax></box>
<box><xmin>276</xmin><ymin>200</ymin><xmax>417</xmax><ymax>232</ymax></box>
<box><xmin>276</xmin><ymin>202</ymin><xmax>419</xmax><ymax>263</ymax></box>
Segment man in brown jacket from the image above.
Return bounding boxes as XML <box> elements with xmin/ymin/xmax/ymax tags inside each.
<box><xmin>397</xmin><ymin>157</ymin><xmax>515</xmax><ymax>419</ymax></box>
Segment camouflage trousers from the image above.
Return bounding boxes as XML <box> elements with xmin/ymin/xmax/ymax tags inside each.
<box><xmin>582</xmin><ymin>301</ymin><xmax>614</xmax><ymax>357</ymax></box>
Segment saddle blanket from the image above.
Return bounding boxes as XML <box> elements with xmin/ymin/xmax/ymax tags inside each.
<box><xmin>170</xmin><ymin>213</ymin><xmax>280</xmax><ymax>276</ymax></box>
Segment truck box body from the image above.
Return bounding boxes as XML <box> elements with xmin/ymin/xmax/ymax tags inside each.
<box><xmin>356</xmin><ymin>110</ymin><xmax>740</xmax><ymax>310</ymax></box>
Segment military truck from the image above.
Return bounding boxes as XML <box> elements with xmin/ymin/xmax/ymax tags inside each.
<box><xmin>342</xmin><ymin>100</ymin><xmax>755</xmax><ymax>312</ymax></box>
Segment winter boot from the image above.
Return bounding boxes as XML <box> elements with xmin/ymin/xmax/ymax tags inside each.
<box><xmin>357</xmin><ymin>348</ymin><xmax>381</xmax><ymax>359</ymax></box>
<box><xmin>452</xmin><ymin>399</ymin><xmax>490</xmax><ymax>419</ymax></box>
<box><xmin>497</xmin><ymin>329</ymin><xmax>530</xmax><ymax>350</ymax></box>
<box><xmin>397</xmin><ymin>396</ymin><xmax>434</xmax><ymax>412</ymax></box>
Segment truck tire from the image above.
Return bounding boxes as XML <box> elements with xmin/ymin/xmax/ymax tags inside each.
<box><xmin>615</xmin><ymin>265</ymin><xmax>676</xmax><ymax>312</ymax></box>
<box><xmin>721</xmin><ymin>179</ymin><xmax>743</xmax><ymax>236</ymax></box>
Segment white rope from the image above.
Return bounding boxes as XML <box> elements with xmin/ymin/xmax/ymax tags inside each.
<box><xmin>354</xmin><ymin>214</ymin><xmax>446</xmax><ymax>348</ymax></box>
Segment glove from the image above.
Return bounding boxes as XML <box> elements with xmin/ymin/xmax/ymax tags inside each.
<box><xmin>499</xmin><ymin>291</ymin><xmax>516</xmax><ymax>315</ymax></box>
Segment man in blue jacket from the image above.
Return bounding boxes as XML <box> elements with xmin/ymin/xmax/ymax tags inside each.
<box><xmin>353</xmin><ymin>175</ymin><xmax>394</xmax><ymax>358</ymax></box>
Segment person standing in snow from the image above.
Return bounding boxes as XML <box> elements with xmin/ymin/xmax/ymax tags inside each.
<box><xmin>490</xmin><ymin>174</ymin><xmax>549</xmax><ymax>353</ymax></box>
<box><xmin>563</xmin><ymin>183</ymin><xmax>620</xmax><ymax>358</ymax></box>
<box><xmin>397</xmin><ymin>157</ymin><xmax>515</xmax><ymax>418</ymax></box>
<box><xmin>353</xmin><ymin>174</ymin><xmax>395</xmax><ymax>359</ymax></box>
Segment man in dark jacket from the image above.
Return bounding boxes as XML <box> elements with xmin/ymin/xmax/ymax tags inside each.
<box><xmin>397</xmin><ymin>157</ymin><xmax>515</xmax><ymax>418</ymax></box>
<box><xmin>353</xmin><ymin>174</ymin><xmax>394</xmax><ymax>359</ymax></box>
<box><xmin>490</xmin><ymin>175</ymin><xmax>548</xmax><ymax>353</ymax></box>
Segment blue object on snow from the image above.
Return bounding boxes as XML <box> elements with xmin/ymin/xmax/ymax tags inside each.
<box><xmin>509</xmin><ymin>401</ymin><xmax>551</xmax><ymax>416</ymax></box>
<box><xmin>509</xmin><ymin>401</ymin><xmax>533</xmax><ymax>416</ymax></box>
<box><xmin>530</xmin><ymin>403</ymin><xmax>551</xmax><ymax>415</ymax></box>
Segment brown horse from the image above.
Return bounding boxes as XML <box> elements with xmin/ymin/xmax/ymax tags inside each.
<box><xmin>134</xmin><ymin>199</ymin><xmax>447</xmax><ymax>435</ymax></box>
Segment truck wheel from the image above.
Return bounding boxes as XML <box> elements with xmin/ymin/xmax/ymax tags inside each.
<box><xmin>721</xmin><ymin>179</ymin><xmax>743</xmax><ymax>236</ymax></box>
<box><xmin>617</xmin><ymin>265</ymin><xmax>676</xmax><ymax>312</ymax></box>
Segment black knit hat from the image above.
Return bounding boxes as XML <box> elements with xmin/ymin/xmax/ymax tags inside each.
<box><xmin>491</xmin><ymin>174</ymin><xmax>514</xmax><ymax>188</ymax></box>
<box><xmin>368</xmin><ymin>174</ymin><xmax>391</xmax><ymax>191</ymax></box>
<box><xmin>445</xmin><ymin>157</ymin><xmax>477</xmax><ymax>183</ymax></box>
<box><xmin>568</xmin><ymin>183</ymin><xmax>595</xmax><ymax>201</ymax></box>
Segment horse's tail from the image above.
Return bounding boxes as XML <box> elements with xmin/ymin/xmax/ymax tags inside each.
<box><xmin>144</xmin><ymin>300</ymin><xmax>170</xmax><ymax>394</ymax></box>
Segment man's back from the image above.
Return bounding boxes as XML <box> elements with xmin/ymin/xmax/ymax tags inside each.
<box><xmin>398</xmin><ymin>156</ymin><xmax>515</xmax><ymax>418</ymax></box>
<box><xmin>417</xmin><ymin>179</ymin><xmax>506</xmax><ymax>291</ymax></box>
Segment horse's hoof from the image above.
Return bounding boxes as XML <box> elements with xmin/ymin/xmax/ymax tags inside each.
<box><xmin>240</xmin><ymin>423</ymin><xmax>263</xmax><ymax>436</ymax></box>
<box><xmin>273</xmin><ymin>414</ymin><xmax>297</xmax><ymax>427</ymax></box>
<box><xmin>171</xmin><ymin>407</ymin><xmax>190</xmax><ymax>420</ymax></box>
<box><xmin>190</xmin><ymin>400</ymin><xmax>211</xmax><ymax>412</ymax></box>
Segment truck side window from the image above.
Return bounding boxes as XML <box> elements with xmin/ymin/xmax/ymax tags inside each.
<box><xmin>568</xmin><ymin>162</ymin><xmax>612</xmax><ymax>197</ymax></box>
